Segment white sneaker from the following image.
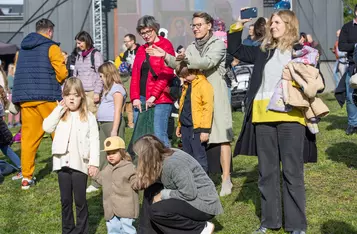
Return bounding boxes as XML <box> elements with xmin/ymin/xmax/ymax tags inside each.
<box><xmin>201</xmin><ymin>221</ymin><xmax>215</xmax><ymax>234</ymax></box>
<box><xmin>220</xmin><ymin>178</ymin><xmax>233</xmax><ymax>197</ymax></box>
<box><xmin>86</xmin><ymin>185</ymin><xmax>99</xmax><ymax>193</ymax></box>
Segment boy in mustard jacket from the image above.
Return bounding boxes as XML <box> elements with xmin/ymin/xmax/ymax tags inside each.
<box><xmin>175</xmin><ymin>62</ymin><xmax>214</xmax><ymax>172</ymax></box>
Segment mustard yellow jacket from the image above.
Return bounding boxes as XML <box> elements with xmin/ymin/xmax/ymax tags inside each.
<box><xmin>178</xmin><ymin>74</ymin><xmax>214</xmax><ymax>133</ymax></box>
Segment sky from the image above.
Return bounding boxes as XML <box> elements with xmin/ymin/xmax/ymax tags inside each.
<box><xmin>0</xmin><ymin>0</ymin><xmax>23</xmax><ymax>4</ymax></box>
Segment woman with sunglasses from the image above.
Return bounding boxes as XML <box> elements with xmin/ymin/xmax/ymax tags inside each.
<box><xmin>146</xmin><ymin>12</ymin><xmax>233</xmax><ymax>197</ymax></box>
<box><xmin>130</xmin><ymin>15</ymin><xmax>175</xmax><ymax>147</ymax></box>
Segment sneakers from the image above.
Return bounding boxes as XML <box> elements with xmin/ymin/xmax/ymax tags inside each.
<box><xmin>86</xmin><ymin>185</ymin><xmax>99</xmax><ymax>193</ymax></box>
<box><xmin>252</xmin><ymin>226</ymin><xmax>268</xmax><ymax>234</ymax></box>
<box><xmin>12</xmin><ymin>172</ymin><xmax>23</xmax><ymax>180</ymax></box>
<box><xmin>201</xmin><ymin>222</ymin><xmax>215</xmax><ymax>234</ymax></box>
<box><xmin>220</xmin><ymin>177</ymin><xmax>233</xmax><ymax>197</ymax></box>
<box><xmin>21</xmin><ymin>177</ymin><xmax>36</xmax><ymax>190</ymax></box>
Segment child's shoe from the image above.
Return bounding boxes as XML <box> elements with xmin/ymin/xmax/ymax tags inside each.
<box><xmin>21</xmin><ymin>177</ymin><xmax>36</xmax><ymax>190</ymax></box>
<box><xmin>86</xmin><ymin>185</ymin><xmax>99</xmax><ymax>193</ymax></box>
<box><xmin>12</xmin><ymin>172</ymin><xmax>23</xmax><ymax>180</ymax></box>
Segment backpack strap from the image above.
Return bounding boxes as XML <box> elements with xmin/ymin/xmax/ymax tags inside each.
<box><xmin>90</xmin><ymin>48</ymin><xmax>99</xmax><ymax>72</ymax></box>
<box><xmin>145</xmin><ymin>53</ymin><xmax>158</xmax><ymax>79</ymax></box>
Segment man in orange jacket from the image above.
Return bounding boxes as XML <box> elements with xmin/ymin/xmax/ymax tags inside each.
<box><xmin>12</xmin><ymin>18</ymin><xmax>68</xmax><ymax>189</ymax></box>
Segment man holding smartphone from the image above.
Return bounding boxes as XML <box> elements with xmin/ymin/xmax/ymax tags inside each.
<box><xmin>338</xmin><ymin>4</ymin><xmax>357</xmax><ymax>135</ymax></box>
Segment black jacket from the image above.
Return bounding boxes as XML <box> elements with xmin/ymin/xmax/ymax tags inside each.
<box><xmin>227</xmin><ymin>30</ymin><xmax>317</xmax><ymax>163</ymax></box>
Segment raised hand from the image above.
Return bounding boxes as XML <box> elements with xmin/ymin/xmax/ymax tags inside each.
<box><xmin>146</xmin><ymin>45</ymin><xmax>166</xmax><ymax>57</ymax></box>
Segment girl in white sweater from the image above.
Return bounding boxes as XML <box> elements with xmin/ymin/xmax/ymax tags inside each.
<box><xmin>43</xmin><ymin>77</ymin><xmax>99</xmax><ymax>234</ymax></box>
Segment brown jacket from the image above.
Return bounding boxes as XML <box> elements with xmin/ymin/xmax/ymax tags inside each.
<box><xmin>282</xmin><ymin>63</ymin><xmax>329</xmax><ymax>119</ymax></box>
<box><xmin>93</xmin><ymin>160</ymin><xmax>139</xmax><ymax>220</ymax></box>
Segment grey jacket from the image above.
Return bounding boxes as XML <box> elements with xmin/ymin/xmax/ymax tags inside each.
<box><xmin>160</xmin><ymin>149</ymin><xmax>223</xmax><ymax>215</ymax></box>
<box><xmin>166</xmin><ymin>35</ymin><xmax>233</xmax><ymax>144</ymax></box>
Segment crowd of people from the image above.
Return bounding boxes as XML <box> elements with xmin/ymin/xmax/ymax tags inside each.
<box><xmin>1</xmin><ymin>3</ymin><xmax>355</xmax><ymax>234</ymax></box>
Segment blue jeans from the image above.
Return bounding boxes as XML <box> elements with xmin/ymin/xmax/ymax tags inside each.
<box><xmin>106</xmin><ymin>216</ymin><xmax>136</xmax><ymax>234</ymax></box>
<box><xmin>345</xmin><ymin>69</ymin><xmax>357</xmax><ymax>126</ymax></box>
<box><xmin>133</xmin><ymin>96</ymin><xmax>172</xmax><ymax>147</ymax></box>
<box><xmin>0</xmin><ymin>145</ymin><xmax>21</xmax><ymax>169</ymax></box>
<box><xmin>333</xmin><ymin>60</ymin><xmax>340</xmax><ymax>87</ymax></box>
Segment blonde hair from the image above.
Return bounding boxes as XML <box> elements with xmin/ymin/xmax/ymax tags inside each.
<box><xmin>98</xmin><ymin>62</ymin><xmax>123</xmax><ymax>96</ymax></box>
<box><xmin>133</xmin><ymin>135</ymin><xmax>174</xmax><ymax>190</ymax></box>
<box><xmin>61</xmin><ymin>77</ymin><xmax>88</xmax><ymax>122</ymax></box>
<box><xmin>261</xmin><ymin>10</ymin><xmax>299</xmax><ymax>52</ymax></box>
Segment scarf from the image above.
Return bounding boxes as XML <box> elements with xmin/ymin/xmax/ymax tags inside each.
<box><xmin>82</xmin><ymin>47</ymin><xmax>94</xmax><ymax>58</ymax></box>
<box><xmin>195</xmin><ymin>31</ymin><xmax>213</xmax><ymax>56</ymax></box>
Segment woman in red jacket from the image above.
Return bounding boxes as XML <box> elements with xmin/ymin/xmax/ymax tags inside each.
<box><xmin>130</xmin><ymin>15</ymin><xmax>175</xmax><ymax>147</ymax></box>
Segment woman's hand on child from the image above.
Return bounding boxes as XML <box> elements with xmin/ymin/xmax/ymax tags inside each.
<box><xmin>153</xmin><ymin>192</ymin><xmax>162</xmax><ymax>204</ymax></box>
<box><xmin>88</xmin><ymin>166</ymin><xmax>99</xmax><ymax>177</ymax></box>
<box><xmin>200</xmin><ymin>133</ymin><xmax>209</xmax><ymax>143</ymax></box>
<box><xmin>146</xmin><ymin>45</ymin><xmax>166</xmax><ymax>58</ymax></box>
<box><xmin>176</xmin><ymin>127</ymin><xmax>182</xmax><ymax>138</ymax></box>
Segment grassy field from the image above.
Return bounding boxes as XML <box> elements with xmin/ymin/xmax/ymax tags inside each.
<box><xmin>1</xmin><ymin>93</ymin><xmax>357</xmax><ymax>234</ymax></box>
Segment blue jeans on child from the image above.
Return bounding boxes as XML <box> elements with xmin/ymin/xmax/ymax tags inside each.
<box><xmin>180</xmin><ymin>125</ymin><xmax>208</xmax><ymax>172</ymax></box>
<box><xmin>133</xmin><ymin>96</ymin><xmax>172</xmax><ymax>147</ymax></box>
<box><xmin>106</xmin><ymin>216</ymin><xmax>136</xmax><ymax>234</ymax></box>
<box><xmin>0</xmin><ymin>145</ymin><xmax>21</xmax><ymax>169</ymax></box>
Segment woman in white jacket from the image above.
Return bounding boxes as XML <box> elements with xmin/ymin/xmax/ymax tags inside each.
<box><xmin>43</xmin><ymin>77</ymin><xmax>99</xmax><ymax>234</ymax></box>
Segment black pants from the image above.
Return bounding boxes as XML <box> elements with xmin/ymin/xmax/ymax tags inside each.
<box><xmin>181</xmin><ymin>125</ymin><xmax>208</xmax><ymax>172</ymax></box>
<box><xmin>58</xmin><ymin>167</ymin><xmax>89</xmax><ymax>234</ymax></box>
<box><xmin>138</xmin><ymin>183</ymin><xmax>214</xmax><ymax>234</ymax></box>
<box><xmin>255</xmin><ymin>122</ymin><xmax>307</xmax><ymax>232</ymax></box>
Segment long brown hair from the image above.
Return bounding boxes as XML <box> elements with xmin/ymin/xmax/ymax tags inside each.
<box><xmin>98</xmin><ymin>62</ymin><xmax>123</xmax><ymax>96</ymax></box>
<box><xmin>261</xmin><ymin>10</ymin><xmax>299</xmax><ymax>52</ymax></box>
<box><xmin>133</xmin><ymin>135</ymin><xmax>174</xmax><ymax>190</ymax></box>
<box><xmin>0</xmin><ymin>85</ymin><xmax>8</xmax><ymax>108</ymax></box>
<box><xmin>61</xmin><ymin>77</ymin><xmax>88</xmax><ymax>122</ymax></box>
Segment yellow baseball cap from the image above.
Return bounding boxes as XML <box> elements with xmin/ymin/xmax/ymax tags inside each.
<box><xmin>103</xmin><ymin>136</ymin><xmax>126</xmax><ymax>151</ymax></box>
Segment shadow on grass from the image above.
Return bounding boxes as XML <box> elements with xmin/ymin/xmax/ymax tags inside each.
<box><xmin>326</xmin><ymin>142</ymin><xmax>357</xmax><ymax>169</ymax></box>
<box><xmin>321</xmin><ymin>220</ymin><xmax>357</xmax><ymax>234</ymax></box>
<box><xmin>88</xmin><ymin>192</ymin><xmax>104</xmax><ymax>234</ymax></box>
<box><xmin>320</xmin><ymin>114</ymin><xmax>347</xmax><ymax>131</ymax></box>
<box><xmin>36</xmin><ymin>155</ymin><xmax>52</xmax><ymax>183</ymax></box>
<box><xmin>234</xmin><ymin>165</ymin><xmax>261</xmax><ymax>218</ymax></box>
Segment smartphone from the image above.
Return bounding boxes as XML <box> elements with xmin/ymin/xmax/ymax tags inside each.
<box><xmin>241</xmin><ymin>7</ymin><xmax>258</xmax><ymax>19</ymax></box>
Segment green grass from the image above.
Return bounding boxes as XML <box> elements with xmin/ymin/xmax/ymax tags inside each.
<box><xmin>1</xmin><ymin>93</ymin><xmax>357</xmax><ymax>234</ymax></box>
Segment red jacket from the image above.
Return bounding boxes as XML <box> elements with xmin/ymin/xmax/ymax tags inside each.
<box><xmin>130</xmin><ymin>36</ymin><xmax>175</xmax><ymax>104</ymax></box>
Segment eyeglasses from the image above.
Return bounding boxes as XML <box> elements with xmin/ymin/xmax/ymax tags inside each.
<box><xmin>190</xmin><ymin>23</ymin><xmax>207</xmax><ymax>30</ymax></box>
<box><xmin>140</xmin><ymin>29</ymin><xmax>153</xmax><ymax>37</ymax></box>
